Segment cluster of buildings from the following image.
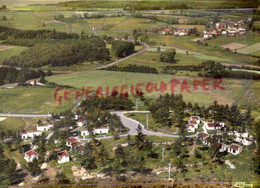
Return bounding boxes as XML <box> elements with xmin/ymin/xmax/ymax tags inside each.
<box><xmin>24</xmin><ymin>149</ymin><xmax>70</xmax><ymax>164</ymax></box>
<box><xmin>20</xmin><ymin>114</ymin><xmax>111</xmax><ymax>165</ymax></box>
<box><xmin>203</xmin><ymin>19</ymin><xmax>246</xmax><ymax>38</ymax></box>
<box><xmin>186</xmin><ymin>116</ymin><xmax>200</xmax><ymax>132</ymax></box>
<box><xmin>196</xmin><ymin>130</ymin><xmax>253</xmax><ymax>155</ymax></box>
<box><xmin>21</xmin><ymin>123</ymin><xmax>54</xmax><ymax>139</ymax></box>
<box><xmin>156</xmin><ymin>28</ymin><xmax>190</xmax><ymax>36</ymax></box>
<box><xmin>185</xmin><ymin>115</ymin><xmax>254</xmax><ymax>156</ymax></box>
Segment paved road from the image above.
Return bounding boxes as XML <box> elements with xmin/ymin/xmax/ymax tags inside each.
<box><xmin>0</xmin><ymin>110</ymin><xmax>197</xmax><ymax>141</ymax></box>
<box><xmin>0</xmin><ymin>113</ymin><xmax>51</xmax><ymax>118</ymax></box>
<box><xmin>114</xmin><ymin>111</ymin><xmax>196</xmax><ymax>138</ymax></box>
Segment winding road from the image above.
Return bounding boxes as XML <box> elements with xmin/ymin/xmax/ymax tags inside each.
<box><xmin>0</xmin><ymin>111</ymin><xmax>197</xmax><ymax>141</ymax></box>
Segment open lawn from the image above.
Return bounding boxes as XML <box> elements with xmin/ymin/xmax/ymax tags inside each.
<box><xmin>0</xmin><ymin>45</ymin><xmax>28</xmax><ymax>64</ymax></box>
<box><xmin>0</xmin><ymin>117</ymin><xmax>25</xmax><ymax>131</ymax></box>
<box><xmin>46</xmin><ymin>70</ymin><xmax>253</xmax><ymax>108</ymax></box>
<box><xmin>0</xmin><ymin>87</ymin><xmax>74</xmax><ymax>114</ymax></box>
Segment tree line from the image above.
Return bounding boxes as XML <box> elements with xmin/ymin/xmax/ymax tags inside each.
<box><xmin>0</xmin><ymin>67</ymin><xmax>45</xmax><ymax>85</ymax></box>
<box><xmin>103</xmin><ymin>64</ymin><xmax>158</xmax><ymax>74</ymax></box>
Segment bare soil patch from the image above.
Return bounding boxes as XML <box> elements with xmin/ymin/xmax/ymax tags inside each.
<box><xmin>221</xmin><ymin>43</ymin><xmax>247</xmax><ymax>51</ymax></box>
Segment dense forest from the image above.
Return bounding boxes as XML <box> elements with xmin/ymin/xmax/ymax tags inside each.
<box><xmin>3</xmin><ymin>39</ymin><xmax>109</xmax><ymax>68</ymax></box>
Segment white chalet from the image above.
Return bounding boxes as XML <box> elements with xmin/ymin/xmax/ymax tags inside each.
<box><xmin>24</xmin><ymin>150</ymin><xmax>39</xmax><ymax>162</ymax></box>
<box><xmin>80</xmin><ymin>129</ymin><xmax>90</xmax><ymax>136</ymax></box>
<box><xmin>36</xmin><ymin>124</ymin><xmax>53</xmax><ymax>132</ymax></box>
<box><xmin>21</xmin><ymin>131</ymin><xmax>42</xmax><ymax>139</ymax></box>
<box><xmin>66</xmin><ymin>137</ymin><xmax>78</xmax><ymax>147</ymax></box>
<box><xmin>235</xmin><ymin>136</ymin><xmax>253</xmax><ymax>146</ymax></box>
<box><xmin>57</xmin><ymin>150</ymin><xmax>70</xmax><ymax>164</ymax></box>
<box><xmin>227</xmin><ymin>144</ymin><xmax>243</xmax><ymax>155</ymax></box>
<box><xmin>188</xmin><ymin>120</ymin><xmax>199</xmax><ymax>129</ymax></box>
<box><xmin>190</xmin><ymin>116</ymin><xmax>200</xmax><ymax>124</ymax></box>
<box><xmin>186</xmin><ymin>124</ymin><xmax>196</xmax><ymax>132</ymax></box>
<box><xmin>94</xmin><ymin>126</ymin><xmax>109</xmax><ymax>134</ymax></box>
<box><xmin>205</xmin><ymin>121</ymin><xmax>223</xmax><ymax>130</ymax></box>
<box><xmin>76</xmin><ymin>119</ymin><xmax>86</xmax><ymax>127</ymax></box>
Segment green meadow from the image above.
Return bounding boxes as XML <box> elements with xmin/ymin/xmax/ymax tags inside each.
<box><xmin>0</xmin><ymin>45</ymin><xmax>28</xmax><ymax>64</ymax></box>
<box><xmin>0</xmin><ymin>117</ymin><xmax>25</xmax><ymax>131</ymax></box>
<box><xmin>0</xmin><ymin>87</ymin><xmax>74</xmax><ymax>114</ymax></box>
<box><xmin>46</xmin><ymin>70</ymin><xmax>253</xmax><ymax>107</ymax></box>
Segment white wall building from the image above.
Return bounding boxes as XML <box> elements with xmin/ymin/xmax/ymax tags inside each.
<box><xmin>94</xmin><ymin>126</ymin><xmax>109</xmax><ymax>134</ymax></box>
<box><xmin>57</xmin><ymin>150</ymin><xmax>70</xmax><ymax>164</ymax></box>
<box><xmin>80</xmin><ymin>129</ymin><xmax>90</xmax><ymax>136</ymax></box>
<box><xmin>36</xmin><ymin>124</ymin><xmax>53</xmax><ymax>132</ymax></box>
<box><xmin>227</xmin><ymin>144</ymin><xmax>243</xmax><ymax>155</ymax></box>
<box><xmin>24</xmin><ymin>150</ymin><xmax>39</xmax><ymax>162</ymax></box>
<box><xmin>21</xmin><ymin>131</ymin><xmax>42</xmax><ymax>139</ymax></box>
<box><xmin>76</xmin><ymin>119</ymin><xmax>86</xmax><ymax>127</ymax></box>
<box><xmin>186</xmin><ymin>124</ymin><xmax>196</xmax><ymax>132</ymax></box>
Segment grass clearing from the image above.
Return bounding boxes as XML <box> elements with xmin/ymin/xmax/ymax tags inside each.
<box><xmin>0</xmin><ymin>87</ymin><xmax>74</xmax><ymax>114</ymax></box>
<box><xmin>0</xmin><ymin>117</ymin><xmax>25</xmax><ymax>131</ymax></box>
<box><xmin>0</xmin><ymin>45</ymin><xmax>28</xmax><ymax>64</ymax></box>
<box><xmin>46</xmin><ymin>70</ymin><xmax>252</xmax><ymax>107</ymax></box>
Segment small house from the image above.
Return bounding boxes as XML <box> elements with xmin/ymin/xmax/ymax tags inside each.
<box><xmin>186</xmin><ymin>124</ymin><xmax>196</xmax><ymax>132</ymax></box>
<box><xmin>94</xmin><ymin>126</ymin><xmax>109</xmax><ymax>134</ymax></box>
<box><xmin>76</xmin><ymin>119</ymin><xmax>86</xmax><ymax>127</ymax></box>
<box><xmin>37</xmin><ymin>124</ymin><xmax>53</xmax><ymax>132</ymax></box>
<box><xmin>188</xmin><ymin>120</ymin><xmax>198</xmax><ymax>129</ymax></box>
<box><xmin>80</xmin><ymin>129</ymin><xmax>90</xmax><ymax>137</ymax></box>
<box><xmin>57</xmin><ymin>150</ymin><xmax>70</xmax><ymax>164</ymax></box>
<box><xmin>66</xmin><ymin>137</ymin><xmax>78</xmax><ymax>147</ymax></box>
<box><xmin>227</xmin><ymin>144</ymin><xmax>243</xmax><ymax>155</ymax></box>
<box><xmin>24</xmin><ymin>150</ymin><xmax>39</xmax><ymax>162</ymax></box>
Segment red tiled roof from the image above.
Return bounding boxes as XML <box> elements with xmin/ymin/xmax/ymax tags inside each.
<box><xmin>25</xmin><ymin>150</ymin><xmax>38</xmax><ymax>158</ymax></box>
<box><xmin>94</xmin><ymin>127</ymin><xmax>109</xmax><ymax>130</ymax></box>
<box><xmin>77</xmin><ymin>119</ymin><xmax>85</xmax><ymax>122</ymax></box>
<box><xmin>67</xmin><ymin>137</ymin><xmax>77</xmax><ymax>143</ymax></box>
<box><xmin>27</xmin><ymin>130</ymin><xmax>41</xmax><ymax>133</ymax></box>
<box><xmin>21</xmin><ymin>132</ymin><xmax>27</xmax><ymax>134</ymax></box>
<box><xmin>186</xmin><ymin>124</ymin><xmax>194</xmax><ymax>128</ymax></box>
<box><xmin>229</xmin><ymin>144</ymin><xmax>240</xmax><ymax>150</ymax></box>
<box><xmin>207</xmin><ymin>122</ymin><xmax>219</xmax><ymax>127</ymax></box>
<box><xmin>191</xmin><ymin>116</ymin><xmax>199</xmax><ymax>120</ymax></box>
<box><xmin>72</xmin><ymin>141</ymin><xmax>83</xmax><ymax>146</ymax></box>
<box><xmin>81</xmin><ymin>129</ymin><xmax>88</xmax><ymax>132</ymax></box>
<box><xmin>57</xmin><ymin>150</ymin><xmax>69</xmax><ymax>159</ymax></box>
<box><xmin>189</xmin><ymin>120</ymin><xmax>197</xmax><ymax>124</ymax></box>
<box><xmin>38</xmin><ymin>124</ymin><xmax>48</xmax><ymax>127</ymax></box>
<box><xmin>197</xmin><ymin>132</ymin><xmax>209</xmax><ymax>138</ymax></box>
<box><xmin>218</xmin><ymin>143</ymin><xmax>222</xmax><ymax>148</ymax></box>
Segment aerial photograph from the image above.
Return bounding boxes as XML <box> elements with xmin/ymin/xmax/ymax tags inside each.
<box><xmin>0</xmin><ymin>0</ymin><xmax>259</xmax><ymax>187</ymax></box>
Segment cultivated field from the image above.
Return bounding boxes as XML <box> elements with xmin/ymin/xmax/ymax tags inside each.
<box><xmin>237</xmin><ymin>43</ymin><xmax>260</xmax><ymax>55</ymax></box>
<box><xmin>220</xmin><ymin>43</ymin><xmax>248</xmax><ymax>51</ymax></box>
